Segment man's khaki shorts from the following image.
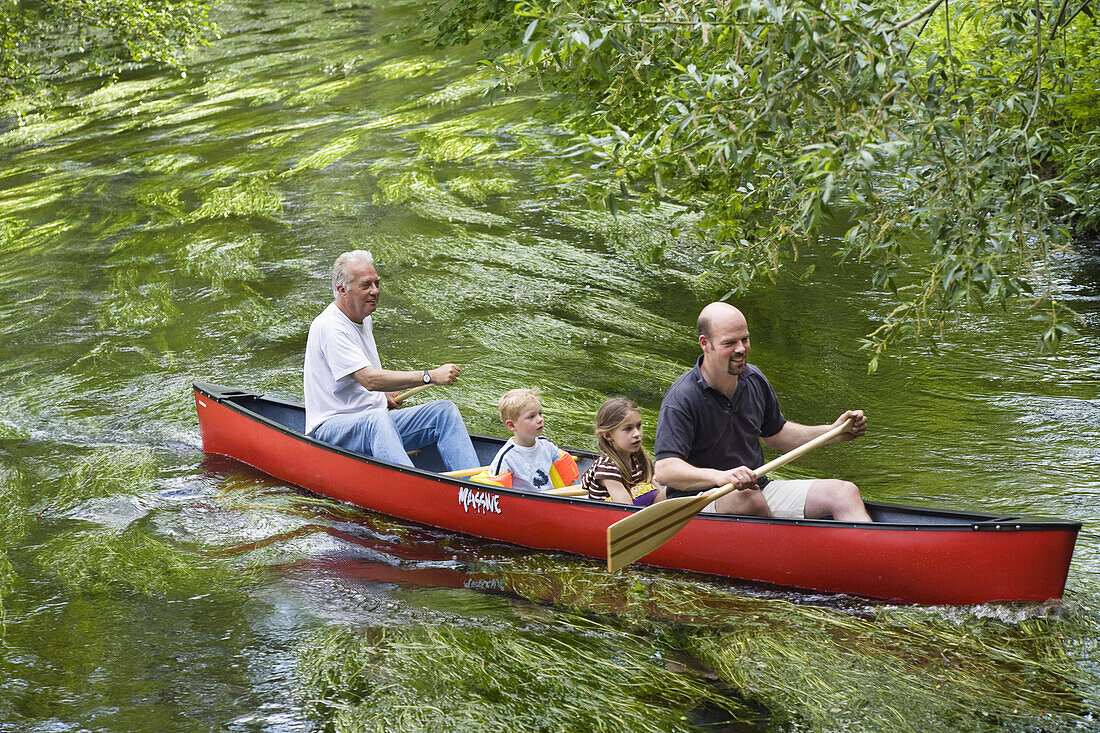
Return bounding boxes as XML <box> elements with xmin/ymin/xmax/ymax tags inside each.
<box><xmin>698</xmin><ymin>478</ymin><xmax>813</xmax><ymax>518</ymax></box>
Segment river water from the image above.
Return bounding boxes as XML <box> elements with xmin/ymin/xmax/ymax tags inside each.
<box><xmin>1</xmin><ymin>0</ymin><xmax>1098</xmax><ymax>730</ymax></box>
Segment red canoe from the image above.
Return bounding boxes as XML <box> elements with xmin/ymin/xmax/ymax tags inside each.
<box><xmin>193</xmin><ymin>382</ymin><xmax>1079</xmax><ymax>605</ymax></box>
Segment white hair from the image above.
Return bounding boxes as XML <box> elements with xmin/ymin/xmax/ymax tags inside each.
<box><xmin>331</xmin><ymin>250</ymin><xmax>374</xmax><ymax>297</ymax></box>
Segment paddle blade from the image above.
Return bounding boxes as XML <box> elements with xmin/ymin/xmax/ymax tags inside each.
<box><xmin>606</xmin><ymin>493</ymin><xmax>714</xmax><ymax>571</ymax></box>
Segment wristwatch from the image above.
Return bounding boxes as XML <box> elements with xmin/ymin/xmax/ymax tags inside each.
<box><xmin>422</xmin><ymin>371</ymin><xmax>431</xmax><ymax>384</ymax></box>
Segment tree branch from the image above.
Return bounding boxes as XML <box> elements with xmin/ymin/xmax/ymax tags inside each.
<box><xmin>1049</xmin><ymin>0</ymin><xmax>1073</xmax><ymax>38</ymax></box>
<box><xmin>893</xmin><ymin>0</ymin><xmax>948</xmax><ymax>32</ymax></box>
<box><xmin>1062</xmin><ymin>0</ymin><xmax>1094</xmax><ymax>30</ymax></box>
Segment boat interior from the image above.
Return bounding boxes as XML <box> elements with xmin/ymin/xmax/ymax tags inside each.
<box><xmin>203</xmin><ymin>386</ymin><xmax>1067</xmax><ymax>528</ymax></box>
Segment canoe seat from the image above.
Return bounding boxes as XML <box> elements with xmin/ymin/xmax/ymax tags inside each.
<box><xmin>442</xmin><ymin>465</ymin><xmax>489</xmax><ymax>478</ymax></box>
<box><xmin>442</xmin><ymin>455</ymin><xmax>585</xmax><ymax>480</ymax></box>
<box><xmin>545</xmin><ymin>485</ymin><xmax>586</xmax><ymax>497</ymax></box>
<box><xmin>440</xmin><ymin>467</ymin><xmax>586</xmax><ymax>497</ymax></box>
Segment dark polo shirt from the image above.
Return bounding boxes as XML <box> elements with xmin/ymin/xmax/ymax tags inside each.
<box><xmin>654</xmin><ymin>356</ymin><xmax>786</xmax><ymax>497</ymax></box>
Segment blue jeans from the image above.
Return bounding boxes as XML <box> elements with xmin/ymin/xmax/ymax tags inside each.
<box><xmin>313</xmin><ymin>400</ymin><xmax>479</xmax><ymax>471</ymax></box>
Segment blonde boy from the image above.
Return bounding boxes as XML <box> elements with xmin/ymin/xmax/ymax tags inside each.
<box><xmin>487</xmin><ymin>388</ymin><xmax>572</xmax><ymax>492</ymax></box>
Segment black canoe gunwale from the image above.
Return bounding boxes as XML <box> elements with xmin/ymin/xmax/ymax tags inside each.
<box><xmin>193</xmin><ymin>381</ymin><xmax>1082</xmax><ymax>534</ymax></box>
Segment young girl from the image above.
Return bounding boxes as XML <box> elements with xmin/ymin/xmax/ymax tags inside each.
<box><xmin>580</xmin><ymin>397</ymin><xmax>665</xmax><ymax>506</ymax></box>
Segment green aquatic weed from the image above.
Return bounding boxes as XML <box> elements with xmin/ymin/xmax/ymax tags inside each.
<box><xmin>679</xmin><ymin>607</ymin><xmax>1087</xmax><ymax>732</ymax></box>
<box><xmin>405</xmin><ymin>554</ymin><xmax>1089</xmax><ymax>732</ymax></box>
<box><xmin>416</xmin><ymin>134</ymin><xmax>495</xmax><ymax>163</ymax></box>
<box><xmin>353</xmin><ymin>109</ymin><xmax>426</xmax><ymax>132</ymax></box>
<box><xmin>296</xmin><ymin>623</ymin><xmax>753</xmax><ymax>733</ymax></box>
<box><xmin>372</xmin><ymin>171</ymin><xmax>509</xmax><ymax>227</ymax></box>
<box><xmin>137</xmin><ymin>189</ymin><xmax>186</xmax><ymax>219</ymax></box>
<box><xmin>372</xmin><ymin>170</ymin><xmax>440</xmax><ymax>205</ymax></box>
<box><xmin>0</xmin><ymin>551</ymin><xmax>13</xmax><ymax>626</ymax></box>
<box><xmin>0</xmin><ymin>113</ymin><xmax>87</xmax><ymax>149</ymax></box>
<box><xmin>73</xmin><ymin>79</ymin><xmax>174</xmax><ymax>117</ymax></box>
<box><xmin>180</xmin><ymin>235</ymin><xmax>264</xmax><ymax>289</ymax></box>
<box><xmin>187</xmin><ymin>176</ymin><xmax>283</xmax><ymax>221</ymax></box>
<box><xmin>0</xmin><ymin>465</ymin><xmax>32</xmax><ymax>543</ymax></box>
<box><xmin>97</xmin><ymin>272</ymin><xmax>179</xmax><ymax>333</ymax></box>
<box><xmin>286</xmin><ymin>77</ymin><xmax>359</xmax><ymax>107</ymax></box>
<box><xmin>369</xmin><ymin>58</ymin><xmax>448</xmax><ymax>80</ymax></box>
<box><xmin>0</xmin><ymin>466</ymin><xmax>30</xmax><ymax>627</ymax></box>
<box><xmin>38</xmin><ymin>448</ymin><xmax>158</xmax><ymax>517</ymax></box>
<box><xmin>420</xmin><ymin>71</ymin><xmax>497</xmax><ymax>106</ymax></box>
<box><xmin>35</xmin><ymin>525</ymin><xmax>248</xmax><ymax>599</ymax></box>
<box><xmin>0</xmin><ymin>218</ymin><xmax>27</xmax><ymax>249</ymax></box>
<box><xmin>139</xmin><ymin>152</ymin><xmax>201</xmax><ymax>174</ymax></box>
<box><xmin>447</xmin><ymin>175</ymin><xmax>513</xmax><ymax>203</ymax></box>
<box><xmin>283</xmin><ymin>134</ymin><xmax>363</xmax><ymax>177</ymax></box>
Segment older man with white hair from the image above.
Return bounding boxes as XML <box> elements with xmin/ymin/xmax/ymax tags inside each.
<box><xmin>304</xmin><ymin>250</ymin><xmax>479</xmax><ymax>470</ymax></box>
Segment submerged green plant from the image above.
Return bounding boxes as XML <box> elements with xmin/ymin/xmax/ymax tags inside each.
<box><xmin>296</xmin><ymin>623</ymin><xmax>753</xmax><ymax>733</ymax></box>
<box><xmin>179</xmin><ymin>234</ymin><xmax>264</xmax><ymax>290</ymax></box>
<box><xmin>385</xmin><ymin>555</ymin><xmax>1091</xmax><ymax>732</ymax></box>
<box><xmin>417</xmin><ymin>133</ymin><xmax>495</xmax><ymax>162</ymax></box>
<box><xmin>0</xmin><ymin>465</ymin><xmax>29</xmax><ymax>632</ymax></box>
<box><xmin>35</xmin><ymin>525</ymin><xmax>248</xmax><ymax>599</ymax></box>
<box><xmin>97</xmin><ymin>271</ymin><xmax>180</xmax><ymax>333</ymax></box>
<box><xmin>372</xmin><ymin>170</ymin><xmax>441</xmax><ymax>205</ymax></box>
<box><xmin>679</xmin><ymin>608</ymin><xmax>1087</xmax><ymax>732</ymax></box>
<box><xmin>187</xmin><ymin>175</ymin><xmax>283</xmax><ymax>221</ymax></box>
<box><xmin>38</xmin><ymin>447</ymin><xmax>158</xmax><ymax>517</ymax></box>
<box><xmin>372</xmin><ymin>169</ymin><xmax>510</xmax><ymax>227</ymax></box>
<box><xmin>0</xmin><ymin>218</ymin><xmax>27</xmax><ymax>250</ymax></box>
<box><xmin>447</xmin><ymin>174</ymin><xmax>514</xmax><ymax>202</ymax></box>
<box><xmin>0</xmin><ymin>550</ymin><xmax>13</xmax><ymax>630</ymax></box>
<box><xmin>283</xmin><ymin>134</ymin><xmax>363</xmax><ymax>177</ymax></box>
<box><xmin>0</xmin><ymin>465</ymin><xmax>31</xmax><ymax>544</ymax></box>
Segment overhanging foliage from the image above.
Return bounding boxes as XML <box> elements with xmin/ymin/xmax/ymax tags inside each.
<box><xmin>0</xmin><ymin>0</ymin><xmax>216</xmax><ymax>106</ymax></box>
<box><xmin>426</xmin><ymin>0</ymin><xmax>1097</xmax><ymax>367</ymax></box>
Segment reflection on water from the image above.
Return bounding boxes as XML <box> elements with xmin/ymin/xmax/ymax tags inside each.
<box><xmin>0</xmin><ymin>0</ymin><xmax>1098</xmax><ymax>729</ymax></box>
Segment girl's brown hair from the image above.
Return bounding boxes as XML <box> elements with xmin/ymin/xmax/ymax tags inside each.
<box><xmin>594</xmin><ymin>397</ymin><xmax>654</xmax><ymax>485</ymax></box>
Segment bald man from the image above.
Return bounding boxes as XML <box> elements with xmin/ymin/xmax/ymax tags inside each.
<box><xmin>653</xmin><ymin>302</ymin><xmax>872</xmax><ymax>522</ymax></box>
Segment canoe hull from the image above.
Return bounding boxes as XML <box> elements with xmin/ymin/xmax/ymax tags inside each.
<box><xmin>193</xmin><ymin>383</ymin><xmax>1079</xmax><ymax>605</ymax></box>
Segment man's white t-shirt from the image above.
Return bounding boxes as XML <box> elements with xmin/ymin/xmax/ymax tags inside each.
<box><xmin>304</xmin><ymin>302</ymin><xmax>386</xmax><ymax>435</ymax></box>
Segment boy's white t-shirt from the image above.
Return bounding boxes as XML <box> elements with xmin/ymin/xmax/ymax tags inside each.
<box><xmin>304</xmin><ymin>302</ymin><xmax>386</xmax><ymax>435</ymax></box>
<box><xmin>489</xmin><ymin>437</ymin><xmax>561</xmax><ymax>493</ymax></box>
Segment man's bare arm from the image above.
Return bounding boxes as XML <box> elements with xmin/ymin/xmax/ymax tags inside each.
<box><xmin>352</xmin><ymin>363</ymin><xmax>462</xmax><ymax>392</ymax></box>
<box><xmin>762</xmin><ymin>410</ymin><xmax>866</xmax><ymax>452</ymax></box>
<box><xmin>655</xmin><ymin>456</ymin><xmax>758</xmax><ymax>492</ymax></box>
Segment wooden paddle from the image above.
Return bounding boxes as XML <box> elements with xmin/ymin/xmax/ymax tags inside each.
<box><xmin>606</xmin><ymin>418</ymin><xmax>854</xmax><ymax>572</ymax></box>
<box><xmin>394</xmin><ymin>383</ymin><xmax>433</xmax><ymax>404</ymax></box>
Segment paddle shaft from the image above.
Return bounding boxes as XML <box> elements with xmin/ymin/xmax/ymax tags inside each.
<box><xmin>695</xmin><ymin>417</ymin><xmax>854</xmax><ymax>506</ymax></box>
<box><xmin>394</xmin><ymin>383</ymin><xmax>433</xmax><ymax>404</ymax></box>
<box><xmin>605</xmin><ymin>417</ymin><xmax>855</xmax><ymax>572</ymax></box>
